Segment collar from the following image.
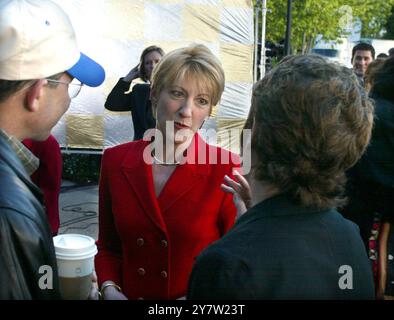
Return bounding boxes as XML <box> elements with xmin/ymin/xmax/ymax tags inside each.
<box><xmin>122</xmin><ymin>133</ymin><xmax>211</xmax><ymax>176</ymax></box>
<box><xmin>0</xmin><ymin>129</ymin><xmax>39</xmax><ymax>175</ymax></box>
<box><xmin>235</xmin><ymin>192</ymin><xmax>332</xmax><ymax>226</ymax></box>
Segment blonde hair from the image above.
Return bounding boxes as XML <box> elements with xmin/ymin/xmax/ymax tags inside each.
<box><xmin>150</xmin><ymin>44</ymin><xmax>225</xmax><ymax>107</ymax></box>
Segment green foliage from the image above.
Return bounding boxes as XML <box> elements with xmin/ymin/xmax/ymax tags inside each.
<box><xmin>355</xmin><ymin>0</ymin><xmax>394</xmax><ymax>38</ymax></box>
<box><xmin>253</xmin><ymin>0</ymin><xmax>394</xmax><ymax>52</ymax></box>
<box><xmin>62</xmin><ymin>153</ymin><xmax>101</xmax><ymax>184</ymax></box>
<box><xmin>384</xmin><ymin>6</ymin><xmax>394</xmax><ymax>39</ymax></box>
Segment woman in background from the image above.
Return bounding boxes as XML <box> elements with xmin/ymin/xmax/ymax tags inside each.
<box><xmin>105</xmin><ymin>46</ymin><xmax>164</xmax><ymax>140</ymax></box>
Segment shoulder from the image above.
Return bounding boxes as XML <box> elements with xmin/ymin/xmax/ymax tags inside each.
<box><xmin>195</xmin><ymin>245</ymin><xmax>237</xmax><ymax>269</ymax></box>
<box><xmin>103</xmin><ymin>140</ymin><xmax>149</xmax><ymax>161</ymax></box>
<box><xmin>132</xmin><ymin>83</ymin><xmax>151</xmax><ymax>94</ymax></box>
<box><xmin>188</xmin><ymin>243</ymin><xmax>250</xmax><ymax>299</ymax></box>
<box><xmin>45</xmin><ymin>135</ymin><xmax>60</xmax><ymax>147</ymax></box>
<box><xmin>0</xmin><ymin>170</ymin><xmax>47</xmax><ymax>233</ymax></box>
<box><xmin>191</xmin><ymin>239</ymin><xmax>246</xmax><ymax>286</ymax></box>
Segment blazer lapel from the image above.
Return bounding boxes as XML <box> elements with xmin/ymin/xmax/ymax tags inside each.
<box><xmin>158</xmin><ymin>134</ymin><xmax>210</xmax><ymax>213</ymax></box>
<box><xmin>121</xmin><ymin>141</ymin><xmax>167</xmax><ymax>232</ymax></box>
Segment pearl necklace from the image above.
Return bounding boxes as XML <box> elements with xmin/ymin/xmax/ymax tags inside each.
<box><xmin>153</xmin><ymin>154</ymin><xmax>180</xmax><ymax>166</ymax></box>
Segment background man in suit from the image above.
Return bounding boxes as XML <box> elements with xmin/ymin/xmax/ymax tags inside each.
<box><xmin>187</xmin><ymin>54</ymin><xmax>375</xmax><ymax>300</ymax></box>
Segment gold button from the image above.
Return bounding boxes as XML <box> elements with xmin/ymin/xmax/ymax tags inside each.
<box><xmin>136</xmin><ymin>238</ymin><xmax>144</xmax><ymax>247</ymax></box>
<box><xmin>137</xmin><ymin>297</ymin><xmax>144</xmax><ymax>300</ymax></box>
<box><xmin>161</xmin><ymin>240</ymin><xmax>168</xmax><ymax>248</ymax></box>
<box><xmin>137</xmin><ymin>268</ymin><xmax>146</xmax><ymax>276</ymax></box>
<box><xmin>160</xmin><ymin>270</ymin><xmax>168</xmax><ymax>278</ymax></box>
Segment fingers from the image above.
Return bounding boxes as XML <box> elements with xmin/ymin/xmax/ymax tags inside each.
<box><xmin>91</xmin><ymin>270</ymin><xmax>98</xmax><ymax>283</ymax></box>
<box><xmin>233</xmin><ymin>170</ymin><xmax>250</xmax><ymax>189</ymax></box>
<box><xmin>224</xmin><ymin>175</ymin><xmax>241</xmax><ymax>192</ymax></box>
<box><xmin>231</xmin><ymin>193</ymin><xmax>247</xmax><ymax>219</ymax></box>
<box><xmin>88</xmin><ymin>285</ymin><xmax>100</xmax><ymax>300</ymax></box>
<box><xmin>224</xmin><ymin>173</ymin><xmax>253</xmax><ymax>210</ymax></box>
<box><xmin>221</xmin><ymin>183</ymin><xmax>235</xmax><ymax>194</ymax></box>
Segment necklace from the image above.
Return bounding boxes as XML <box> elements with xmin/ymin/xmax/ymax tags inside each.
<box><xmin>153</xmin><ymin>154</ymin><xmax>180</xmax><ymax>166</ymax></box>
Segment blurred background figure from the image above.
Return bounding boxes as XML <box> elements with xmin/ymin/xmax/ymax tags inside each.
<box><xmin>105</xmin><ymin>46</ymin><xmax>164</xmax><ymax>140</ymax></box>
<box><xmin>341</xmin><ymin>56</ymin><xmax>394</xmax><ymax>299</ymax></box>
<box><xmin>351</xmin><ymin>42</ymin><xmax>375</xmax><ymax>86</ymax></box>
<box><xmin>377</xmin><ymin>53</ymin><xmax>389</xmax><ymax>59</ymax></box>
<box><xmin>23</xmin><ymin>135</ymin><xmax>62</xmax><ymax>236</ymax></box>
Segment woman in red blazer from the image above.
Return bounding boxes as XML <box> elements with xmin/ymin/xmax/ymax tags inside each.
<box><xmin>95</xmin><ymin>44</ymin><xmax>239</xmax><ymax>300</ymax></box>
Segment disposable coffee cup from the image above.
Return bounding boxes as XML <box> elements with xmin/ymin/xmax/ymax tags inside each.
<box><xmin>53</xmin><ymin>234</ymin><xmax>97</xmax><ymax>300</ymax></box>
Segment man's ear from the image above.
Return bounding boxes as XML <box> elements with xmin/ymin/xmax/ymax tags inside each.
<box><xmin>25</xmin><ymin>79</ymin><xmax>47</xmax><ymax>112</ymax></box>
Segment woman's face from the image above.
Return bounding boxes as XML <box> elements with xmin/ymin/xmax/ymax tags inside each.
<box><xmin>153</xmin><ymin>75</ymin><xmax>212</xmax><ymax>146</ymax></box>
<box><xmin>143</xmin><ymin>51</ymin><xmax>162</xmax><ymax>81</ymax></box>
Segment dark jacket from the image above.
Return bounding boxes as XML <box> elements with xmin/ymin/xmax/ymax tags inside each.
<box><xmin>188</xmin><ymin>193</ymin><xmax>375</xmax><ymax>300</ymax></box>
<box><xmin>341</xmin><ymin>96</ymin><xmax>394</xmax><ymax>247</ymax></box>
<box><xmin>351</xmin><ymin>96</ymin><xmax>394</xmax><ymax>191</ymax></box>
<box><xmin>104</xmin><ymin>79</ymin><xmax>155</xmax><ymax>140</ymax></box>
<box><xmin>0</xmin><ymin>135</ymin><xmax>61</xmax><ymax>299</ymax></box>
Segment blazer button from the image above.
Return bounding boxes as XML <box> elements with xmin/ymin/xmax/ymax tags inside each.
<box><xmin>160</xmin><ymin>270</ymin><xmax>168</xmax><ymax>278</ymax></box>
<box><xmin>161</xmin><ymin>240</ymin><xmax>168</xmax><ymax>248</ymax></box>
<box><xmin>137</xmin><ymin>297</ymin><xmax>144</xmax><ymax>300</ymax></box>
<box><xmin>136</xmin><ymin>238</ymin><xmax>144</xmax><ymax>247</ymax></box>
<box><xmin>137</xmin><ymin>268</ymin><xmax>146</xmax><ymax>276</ymax></box>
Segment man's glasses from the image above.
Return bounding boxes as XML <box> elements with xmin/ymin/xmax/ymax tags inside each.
<box><xmin>45</xmin><ymin>79</ymin><xmax>83</xmax><ymax>99</ymax></box>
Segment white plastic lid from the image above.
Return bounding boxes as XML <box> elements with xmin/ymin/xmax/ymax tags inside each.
<box><xmin>53</xmin><ymin>234</ymin><xmax>97</xmax><ymax>260</ymax></box>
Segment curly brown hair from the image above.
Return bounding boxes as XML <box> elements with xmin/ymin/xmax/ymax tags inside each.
<box><xmin>250</xmin><ymin>54</ymin><xmax>374</xmax><ymax>208</ymax></box>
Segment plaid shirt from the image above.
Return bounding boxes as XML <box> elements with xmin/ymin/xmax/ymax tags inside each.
<box><xmin>0</xmin><ymin>129</ymin><xmax>39</xmax><ymax>175</ymax></box>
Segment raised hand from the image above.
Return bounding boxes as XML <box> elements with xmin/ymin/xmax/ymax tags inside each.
<box><xmin>123</xmin><ymin>64</ymin><xmax>140</xmax><ymax>82</ymax></box>
<box><xmin>221</xmin><ymin>170</ymin><xmax>252</xmax><ymax>219</ymax></box>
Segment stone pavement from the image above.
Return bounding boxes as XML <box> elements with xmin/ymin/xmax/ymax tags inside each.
<box><xmin>58</xmin><ymin>180</ymin><xmax>99</xmax><ymax>240</ymax></box>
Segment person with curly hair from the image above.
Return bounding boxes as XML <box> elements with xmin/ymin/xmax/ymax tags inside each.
<box><xmin>188</xmin><ymin>54</ymin><xmax>375</xmax><ymax>300</ymax></box>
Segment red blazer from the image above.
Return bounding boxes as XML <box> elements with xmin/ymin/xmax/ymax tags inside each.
<box><xmin>22</xmin><ymin>135</ymin><xmax>62</xmax><ymax>235</ymax></box>
<box><xmin>95</xmin><ymin>134</ymin><xmax>239</xmax><ymax>299</ymax></box>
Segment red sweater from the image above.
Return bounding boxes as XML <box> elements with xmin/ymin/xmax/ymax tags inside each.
<box><xmin>23</xmin><ymin>135</ymin><xmax>62</xmax><ymax>235</ymax></box>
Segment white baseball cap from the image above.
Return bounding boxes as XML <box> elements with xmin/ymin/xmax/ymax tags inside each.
<box><xmin>0</xmin><ymin>0</ymin><xmax>105</xmax><ymax>87</ymax></box>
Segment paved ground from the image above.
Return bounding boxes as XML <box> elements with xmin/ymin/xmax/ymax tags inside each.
<box><xmin>58</xmin><ymin>180</ymin><xmax>99</xmax><ymax>240</ymax></box>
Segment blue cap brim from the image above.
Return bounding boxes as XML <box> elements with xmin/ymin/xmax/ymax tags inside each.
<box><xmin>67</xmin><ymin>53</ymin><xmax>105</xmax><ymax>87</ymax></box>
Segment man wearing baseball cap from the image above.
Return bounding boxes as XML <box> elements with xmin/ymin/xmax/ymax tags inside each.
<box><xmin>0</xmin><ymin>0</ymin><xmax>105</xmax><ymax>299</ymax></box>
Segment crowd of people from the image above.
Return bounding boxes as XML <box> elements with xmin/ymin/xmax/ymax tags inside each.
<box><xmin>0</xmin><ymin>0</ymin><xmax>393</xmax><ymax>300</ymax></box>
